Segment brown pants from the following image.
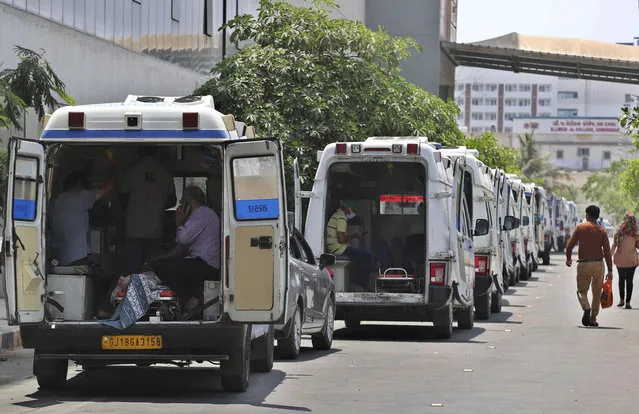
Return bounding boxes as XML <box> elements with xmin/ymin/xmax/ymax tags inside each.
<box><xmin>576</xmin><ymin>262</ymin><xmax>605</xmax><ymax>318</ymax></box>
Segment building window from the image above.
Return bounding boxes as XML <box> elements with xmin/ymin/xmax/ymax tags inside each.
<box><xmin>504</xmin><ymin>127</ymin><xmax>513</xmax><ymax>133</ymax></box>
<box><xmin>556</xmin><ymin>150</ymin><xmax>564</xmax><ymax>159</ymax></box>
<box><xmin>485</xmin><ymin>112</ymin><xmax>497</xmax><ymax>121</ymax></box>
<box><xmin>456</xmin><ymin>98</ymin><xmax>464</xmax><ymax>106</ymax></box>
<box><xmin>539</xmin><ymin>112</ymin><xmax>552</xmax><ymax>117</ymax></box>
<box><xmin>539</xmin><ymin>84</ymin><xmax>552</xmax><ymax>92</ymax></box>
<box><xmin>558</xmin><ymin>91</ymin><xmax>578</xmax><ymax>99</ymax></box>
<box><xmin>485</xmin><ymin>98</ymin><xmax>497</xmax><ymax>106</ymax></box>
<box><xmin>519</xmin><ymin>84</ymin><xmax>531</xmax><ymax>92</ymax></box>
<box><xmin>518</xmin><ymin>99</ymin><xmax>531</xmax><ymax>106</ymax></box>
<box><xmin>518</xmin><ymin>112</ymin><xmax>530</xmax><ymax>117</ymax></box>
<box><xmin>505</xmin><ymin>84</ymin><xmax>517</xmax><ymax>92</ymax></box>
<box><xmin>603</xmin><ymin>151</ymin><xmax>611</xmax><ymax>160</ymax></box>
<box><xmin>504</xmin><ymin>112</ymin><xmax>516</xmax><ymax>121</ymax></box>
<box><xmin>456</xmin><ymin>114</ymin><xmax>463</xmax><ymax>121</ymax></box>
<box><xmin>472</xmin><ymin>112</ymin><xmax>484</xmax><ymax>120</ymax></box>
<box><xmin>505</xmin><ymin>98</ymin><xmax>517</xmax><ymax>106</ymax></box>
<box><xmin>171</xmin><ymin>0</ymin><xmax>180</xmax><ymax>21</ymax></box>
<box><xmin>471</xmin><ymin>98</ymin><xmax>483</xmax><ymax>106</ymax></box>
<box><xmin>486</xmin><ymin>84</ymin><xmax>498</xmax><ymax>92</ymax></box>
<box><xmin>538</xmin><ymin>99</ymin><xmax>552</xmax><ymax>107</ymax></box>
<box><xmin>558</xmin><ymin>109</ymin><xmax>578</xmax><ymax>117</ymax></box>
<box><xmin>456</xmin><ymin>83</ymin><xmax>465</xmax><ymax>91</ymax></box>
<box><xmin>577</xmin><ymin>148</ymin><xmax>590</xmax><ymax>157</ymax></box>
<box><xmin>472</xmin><ymin>84</ymin><xmax>484</xmax><ymax>92</ymax></box>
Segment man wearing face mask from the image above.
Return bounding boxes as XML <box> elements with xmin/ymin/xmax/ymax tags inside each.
<box><xmin>326</xmin><ymin>199</ymin><xmax>373</xmax><ymax>291</ymax></box>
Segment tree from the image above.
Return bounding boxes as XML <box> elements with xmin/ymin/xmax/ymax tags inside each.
<box><xmin>1</xmin><ymin>46</ymin><xmax>76</xmax><ymax>130</ymax></box>
<box><xmin>464</xmin><ymin>132</ymin><xmax>520</xmax><ymax>174</ymax></box>
<box><xmin>582</xmin><ymin>160</ymin><xmax>635</xmax><ymax>223</ymax></box>
<box><xmin>195</xmin><ymin>0</ymin><xmax>466</xmax><ymax>192</ymax></box>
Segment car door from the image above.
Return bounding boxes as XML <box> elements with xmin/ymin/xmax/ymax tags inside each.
<box><xmin>293</xmin><ymin>231</ymin><xmax>322</xmax><ymax>329</ymax></box>
<box><xmin>295</xmin><ymin>230</ymin><xmax>327</xmax><ymax>329</ymax></box>
<box><xmin>224</xmin><ymin>139</ymin><xmax>288</xmax><ymax>323</ymax></box>
<box><xmin>287</xmin><ymin>233</ymin><xmax>305</xmax><ymax>326</ymax></box>
<box><xmin>3</xmin><ymin>139</ymin><xmax>46</xmax><ymax>325</ymax></box>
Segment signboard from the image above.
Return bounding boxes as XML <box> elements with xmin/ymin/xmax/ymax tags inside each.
<box><xmin>512</xmin><ymin>118</ymin><xmax>623</xmax><ymax>136</ymax></box>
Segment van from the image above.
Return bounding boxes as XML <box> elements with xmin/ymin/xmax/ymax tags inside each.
<box><xmin>505</xmin><ymin>175</ymin><xmax>525</xmax><ymax>284</ymax></box>
<box><xmin>2</xmin><ymin>95</ymin><xmax>289</xmax><ymax>392</ymax></box>
<box><xmin>508</xmin><ymin>178</ymin><xmax>536</xmax><ymax>280</ymax></box>
<box><xmin>300</xmin><ymin>137</ymin><xmax>475</xmax><ymax>339</ymax></box>
<box><xmin>553</xmin><ymin>197</ymin><xmax>568</xmax><ymax>252</ymax></box>
<box><xmin>440</xmin><ymin>148</ymin><xmax>502</xmax><ymax>319</ymax></box>
<box><xmin>566</xmin><ymin>201</ymin><xmax>578</xmax><ymax>240</ymax></box>
<box><xmin>491</xmin><ymin>168</ymin><xmax>515</xmax><ymax>290</ymax></box>
<box><xmin>533</xmin><ymin>186</ymin><xmax>547</xmax><ymax>267</ymax></box>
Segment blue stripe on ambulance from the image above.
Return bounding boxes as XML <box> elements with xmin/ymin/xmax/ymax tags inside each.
<box><xmin>235</xmin><ymin>199</ymin><xmax>280</xmax><ymax>220</ymax></box>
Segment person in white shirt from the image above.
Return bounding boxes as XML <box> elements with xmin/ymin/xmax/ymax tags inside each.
<box><xmin>120</xmin><ymin>146</ymin><xmax>176</xmax><ymax>272</ymax></box>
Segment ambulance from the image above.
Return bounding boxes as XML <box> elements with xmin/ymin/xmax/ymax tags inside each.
<box><xmin>534</xmin><ymin>186</ymin><xmax>549</xmax><ymax>265</ymax></box>
<box><xmin>2</xmin><ymin>95</ymin><xmax>290</xmax><ymax>392</ymax></box>
<box><xmin>299</xmin><ymin>137</ymin><xmax>476</xmax><ymax>339</ymax></box>
<box><xmin>440</xmin><ymin>147</ymin><xmax>502</xmax><ymax>320</ymax></box>
<box><xmin>505</xmin><ymin>175</ymin><xmax>526</xmax><ymax>284</ymax></box>
<box><xmin>544</xmin><ymin>192</ymin><xmax>559</xmax><ymax>261</ymax></box>
<box><xmin>492</xmin><ymin>168</ymin><xmax>517</xmax><ymax>290</ymax></box>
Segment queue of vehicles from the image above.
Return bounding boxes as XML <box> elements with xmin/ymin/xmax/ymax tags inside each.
<box><xmin>1</xmin><ymin>96</ymin><xmax>578</xmax><ymax>394</ymax></box>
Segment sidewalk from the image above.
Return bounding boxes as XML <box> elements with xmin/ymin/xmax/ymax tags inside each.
<box><xmin>0</xmin><ymin>298</ymin><xmax>21</xmax><ymax>351</ymax></box>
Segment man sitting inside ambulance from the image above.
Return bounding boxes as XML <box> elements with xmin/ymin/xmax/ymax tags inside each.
<box><xmin>326</xmin><ymin>199</ymin><xmax>373</xmax><ymax>291</ymax></box>
<box><xmin>152</xmin><ymin>185</ymin><xmax>220</xmax><ymax>320</ymax></box>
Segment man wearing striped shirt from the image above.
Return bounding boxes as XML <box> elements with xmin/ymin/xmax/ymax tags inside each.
<box><xmin>153</xmin><ymin>185</ymin><xmax>220</xmax><ymax>319</ymax></box>
<box><xmin>326</xmin><ymin>199</ymin><xmax>373</xmax><ymax>291</ymax></box>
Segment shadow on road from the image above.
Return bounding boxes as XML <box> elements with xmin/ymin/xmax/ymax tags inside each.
<box><xmin>275</xmin><ymin>347</ymin><xmax>341</xmax><ymax>363</ymax></box>
<box><xmin>476</xmin><ymin>311</ymin><xmax>522</xmax><ymax>325</ymax></box>
<box><xmin>19</xmin><ymin>366</ymin><xmax>310</xmax><ymax>411</ymax></box>
<box><xmin>333</xmin><ymin>324</ymin><xmax>487</xmax><ymax>344</ymax></box>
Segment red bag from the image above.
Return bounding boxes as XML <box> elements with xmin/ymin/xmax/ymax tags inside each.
<box><xmin>601</xmin><ymin>279</ymin><xmax>613</xmax><ymax>309</ymax></box>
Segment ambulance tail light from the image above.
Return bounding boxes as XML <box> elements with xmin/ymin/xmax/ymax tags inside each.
<box><xmin>429</xmin><ymin>262</ymin><xmax>446</xmax><ymax>285</ymax></box>
<box><xmin>475</xmin><ymin>255</ymin><xmax>489</xmax><ymax>275</ymax></box>
<box><xmin>183</xmin><ymin>112</ymin><xmax>199</xmax><ymax>129</ymax></box>
<box><xmin>336</xmin><ymin>143</ymin><xmax>347</xmax><ymax>154</ymax></box>
<box><xmin>407</xmin><ymin>143</ymin><xmax>419</xmax><ymax>154</ymax></box>
<box><xmin>68</xmin><ymin>112</ymin><xmax>85</xmax><ymax>129</ymax></box>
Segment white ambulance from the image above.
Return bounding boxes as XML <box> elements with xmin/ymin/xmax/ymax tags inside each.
<box><xmin>505</xmin><ymin>175</ymin><xmax>525</xmax><ymax>284</ymax></box>
<box><xmin>440</xmin><ymin>147</ymin><xmax>502</xmax><ymax>320</ymax></box>
<box><xmin>533</xmin><ymin>186</ymin><xmax>549</xmax><ymax>265</ymax></box>
<box><xmin>491</xmin><ymin>168</ymin><xmax>517</xmax><ymax>290</ymax></box>
<box><xmin>299</xmin><ymin>137</ymin><xmax>475</xmax><ymax>339</ymax></box>
<box><xmin>2</xmin><ymin>95</ymin><xmax>290</xmax><ymax>392</ymax></box>
<box><xmin>508</xmin><ymin>177</ymin><xmax>535</xmax><ymax>280</ymax></box>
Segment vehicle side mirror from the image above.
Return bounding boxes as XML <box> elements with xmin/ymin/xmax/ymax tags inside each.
<box><xmin>319</xmin><ymin>253</ymin><xmax>336</xmax><ymax>269</ymax></box>
<box><xmin>474</xmin><ymin>218</ymin><xmax>490</xmax><ymax>236</ymax></box>
<box><xmin>503</xmin><ymin>215</ymin><xmax>516</xmax><ymax>231</ymax></box>
<box><xmin>522</xmin><ymin>216</ymin><xmax>530</xmax><ymax>226</ymax></box>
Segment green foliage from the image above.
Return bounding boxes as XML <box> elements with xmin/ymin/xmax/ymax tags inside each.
<box><xmin>463</xmin><ymin>132</ymin><xmax>520</xmax><ymax>174</ymax></box>
<box><xmin>0</xmin><ymin>46</ymin><xmax>76</xmax><ymax>130</ymax></box>
<box><xmin>582</xmin><ymin>161</ymin><xmax>636</xmax><ymax>223</ymax></box>
<box><xmin>195</xmin><ymin>0</ymin><xmax>465</xmax><ymax>194</ymax></box>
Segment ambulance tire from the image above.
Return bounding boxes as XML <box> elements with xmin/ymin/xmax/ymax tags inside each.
<box><xmin>251</xmin><ymin>325</ymin><xmax>274</xmax><ymax>373</ymax></box>
<box><xmin>278</xmin><ymin>305</ymin><xmax>302</xmax><ymax>360</ymax></box>
<box><xmin>502</xmin><ymin>266</ymin><xmax>510</xmax><ymax>291</ymax></box>
<box><xmin>514</xmin><ymin>267</ymin><xmax>520</xmax><ymax>284</ymax></box>
<box><xmin>221</xmin><ymin>327</ymin><xmax>251</xmax><ymax>392</ymax></box>
<box><xmin>532</xmin><ymin>259</ymin><xmax>539</xmax><ymax>272</ymax></box>
<box><xmin>542</xmin><ymin>250</ymin><xmax>551</xmax><ymax>265</ymax></box>
<box><xmin>34</xmin><ymin>351</ymin><xmax>68</xmax><ymax>390</ymax></box>
<box><xmin>520</xmin><ymin>264</ymin><xmax>529</xmax><ymax>281</ymax></box>
<box><xmin>457</xmin><ymin>305</ymin><xmax>475</xmax><ymax>330</ymax></box>
<box><xmin>475</xmin><ymin>292</ymin><xmax>491</xmax><ymax>320</ymax></box>
<box><xmin>491</xmin><ymin>291</ymin><xmax>502</xmax><ymax>314</ymax></box>
<box><xmin>433</xmin><ymin>303</ymin><xmax>453</xmax><ymax>339</ymax></box>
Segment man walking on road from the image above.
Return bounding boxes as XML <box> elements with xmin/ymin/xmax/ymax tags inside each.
<box><xmin>565</xmin><ymin>205</ymin><xmax>613</xmax><ymax>327</ymax></box>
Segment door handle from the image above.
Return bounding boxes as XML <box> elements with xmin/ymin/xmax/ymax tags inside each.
<box><xmin>250</xmin><ymin>236</ymin><xmax>273</xmax><ymax>249</ymax></box>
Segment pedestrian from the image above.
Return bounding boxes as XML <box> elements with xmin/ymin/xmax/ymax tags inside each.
<box><xmin>611</xmin><ymin>212</ymin><xmax>639</xmax><ymax>309</ymax></box>
<box><xmin>565</xmin><ymin>205</ymin><xmax>613</xmax><ymax>327</ymax></box>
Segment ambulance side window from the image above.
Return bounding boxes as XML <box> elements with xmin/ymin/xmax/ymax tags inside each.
<box><xmin>232</xmin><ymin>156</ymin><xmax>280</xmax><ymax>220</ymax></box>
<box><xmin>13</xmin><ymin>156</ymin><xmax>39</xmax><ymax>222</ymax></box>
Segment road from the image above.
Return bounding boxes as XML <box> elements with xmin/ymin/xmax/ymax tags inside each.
<box><xmin>1</xmin><ymin>253</ymin><xmax>637</xmax><ymax>414</ymax></box>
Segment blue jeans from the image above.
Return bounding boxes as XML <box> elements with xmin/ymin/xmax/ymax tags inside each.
<box><xmin>344</xmin><ymin>247</ymin><xmax>373</xmax><ymax>287</ymax></box>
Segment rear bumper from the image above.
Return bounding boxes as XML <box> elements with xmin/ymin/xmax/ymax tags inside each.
<box><xmin>20</xmin><ymin>321</ymin><xmax>247</xmax><ymax>361</ymax></box>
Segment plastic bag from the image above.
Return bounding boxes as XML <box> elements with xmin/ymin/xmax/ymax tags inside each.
<box><xmin>601</xmin><ymin>279</ymin><xmax>613</xmax><ymax>309</ymax></box>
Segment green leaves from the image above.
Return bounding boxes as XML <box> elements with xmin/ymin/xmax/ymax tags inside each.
<box><xmin>0</xmin><ymin>46</ymin><xmax>76</xmax><ymax>131</ymax></box>
<box><xmin>583</xmin><ymin>161</ymin><xmax>635</xmax><ymax>223</ymax></box>
<box><xmin>463</xmin><ymin>133</ymin><xmax>520</xmax><ymax>173</ymax></box>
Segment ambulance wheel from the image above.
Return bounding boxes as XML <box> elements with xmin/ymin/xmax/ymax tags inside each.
<box><xmin>502</xmin><ymin>267</ymin><xmax>510</xmax><ymax>291</ymax></box>
<box><xmin>251</xmin><ymin>325</ymin><xmax>274</xmax><ymax>373</ymax></box>
<box><xmin>433</xmin><ymin>304</ymin><xmax>453</xmax><ymax>339</ymax></box>
<box><xmin>457</xmin><ymin>305</ymin><xmax>475</xmax><ymax>330</ymax></box>
<box><xmin>312</xmin><ymin>298</ymin><xmax>335</xmax><ymax>351</ymax></box>
<box><xmin>221</xmin><ymin>328</ymin><xmax>251</xmax><ymax>392</ymax></box>
<box><xmin>34</xmin><ymin>352</ymin><xmax>68</xmax><ymax>390</ymax></box>
<box><xmin>278</xmin><ymin>305</ymin><xmax>302</xmax><ymax>360</ymax></box>
<box><xmin>532</xmin><ymin>259</ymin><xmax>539</xmax><ymax>271</ymax></box>
<box><xmin>491</xmin><ymin>291</ymin><xmax>502</xmax><ymax>314</ymax></box>
<box><xmin>514</xmin><ymin>267</ymin><xmax>520</xmax><ymax>284</ymax></box>
<box><xmin>475</xmin><ymin>292</ymin><xmax>491</xmax><ymax>320</ymax></box>
<box><xmin>520</xmin><ymin>264</ymin><xmax>529</xmax><ymax>281</ymax></box>
<box><xmin>542</xmin><ymin>250</ymin><xmax>551</xmax><ymax>265</ymax></box>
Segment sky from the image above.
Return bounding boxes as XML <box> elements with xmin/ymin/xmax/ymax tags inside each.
<box><xmin>457</xmin><ymin>0</ymin><xmax>639</xmax><ymax>44</ymax></box>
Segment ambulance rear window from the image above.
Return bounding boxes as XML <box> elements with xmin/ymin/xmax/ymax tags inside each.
<box><xmin>379</xmin><ymin>194</ymin><xmax>424</xmax><ymax>216</ymax></box>
<box><xmin>232</xmin><ymin>156</ymin><xmax>280</xmax><ymax>220</ymax></box>
<box><xmin>13</xmin><ymin>157</ymin><xmax>39</xmax><ymax>221</ymax></box>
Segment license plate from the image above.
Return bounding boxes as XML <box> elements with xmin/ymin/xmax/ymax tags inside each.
<box><xmin>101</xmin><ymin>335</ymin><xmax>163</xmax><ymax>350</ymax></box>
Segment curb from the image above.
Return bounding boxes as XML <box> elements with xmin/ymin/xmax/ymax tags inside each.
<box><xmin>0</xmin><ymin>325</ymin><xmax>21</xmax><ymax>351</ymax></box>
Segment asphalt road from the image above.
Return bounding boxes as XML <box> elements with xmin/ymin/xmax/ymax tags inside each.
<box><xmin>1</xmin><ymin>253</ymin><xmax>637</xmax><ymax>414</ymax></box>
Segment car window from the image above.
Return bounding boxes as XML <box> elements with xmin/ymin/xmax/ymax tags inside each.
<box><xmin>289</xmin><ymin>236</ymin><xmax>302</xmax><ymax>260</ymax></box>
<box><xmin>295</xmin><ymin>231</ymin><xmax>317</xmax><ymax>266</ymax></box>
